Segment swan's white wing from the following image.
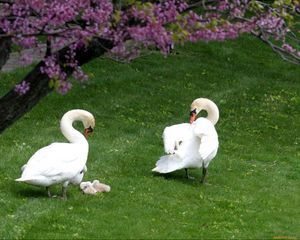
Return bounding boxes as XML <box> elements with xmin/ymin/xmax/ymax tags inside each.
<box><xmin>191</xmin><ymin>118</ymin><xmax>219</xmax><ymax>167</ymax></box>
<box><xmin>163</xmin><ymin>123</ymin><xmax>192</xmax><ymax>154</ymax></box>
<box><xmin>21</xmin><ymin>143</ymin><xmax>85</xmax><ymax>180</ymax></box>
<box><xmin>198</xmin><ymin>136</ymin><xmax>218</xmax><ymax>161</ymax></box>
<box><xmin>192</xmin><ymin>118</ymin><xmax>217</xmax><ymax>137</ymax></box>
<box><xmin>163</xmin><ymin>127</ymin><xmax>176</xmax><ymax>154</ymax></box>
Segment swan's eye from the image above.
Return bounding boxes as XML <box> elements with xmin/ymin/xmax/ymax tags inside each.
<box><xmin>190</xmin><ymin>109</ymin><xmax>197</xmax><ymax>116</ymax></box>
<box><xmin>84</xmin><ymin>126</ymin><xmax>94</xmax><ymax>138</ymax></box>
<box><xmin>86</xmin><ymin>126</ymin><xmax>93</xmax><ymax>133</ymax></box>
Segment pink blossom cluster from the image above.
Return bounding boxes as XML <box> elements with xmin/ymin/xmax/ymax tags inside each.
<box><xmin>14</xmin><ymin>81</ymin><xmax>30</xmax><ymax>95</ymax></box>
<box><xmin>180</xmin><ymin>8</ymin><xmax>256</xmax><ymax>43</ymax></box>
<box><xmin>57</xmin><ymin>80</ymin><xmax>72</xmax><ymax>95</ymax></box>
<box><xmin>40</xmin><ymin>56</ymin><xmax>62</xmax><ymax>79</ymax></box>
<box><xmin>282</xmin><ymin>43</ymin><xmax>296</xmax><ymax>53</ymax></box>
<box><xmin>40</xmin><ymin>56</ymin><xmax>71</xmax><ymax>94</ymax></box>
<box><xmin>1</xmin><ymin>0</ymin><xmax>299</xmax><ymax>95</ymax></box>
<box><xmin>206</xmin><ymin>0</ymin><xmax>229</xmax><ymax>11</ymax></box>
<box><xmin>257</xmin><ymin>14</ymin><xmax>285</xmax><ymax>32</ymax></box>
<box><xmin>124</xmin><ymin>0</ymin><xmax>188</xmax><ymax>54</ymax></box>
<box><xmin>283</xmin><ymin>43</ymin><xmax>300</xmax><ymax>59</ymax></box>
<box><xmin>128</xmin><ymin>23</ymin><xmax>172</xmax><ymax>54</ymax></box>
<box><xmin>72</xmin><ymin>66</ymin><xmax>89</xmax><ymax>82</ymax></box>
<box><xmin>0</xmin><ymin>0</ymin><xmax>113</xmax><ymax>46</ymax></box>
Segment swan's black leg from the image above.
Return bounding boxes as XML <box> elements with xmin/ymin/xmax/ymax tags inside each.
<box><xmin>61</xmin><ymin>182</ymin><xmax>69</xmax><ymax>200</ymax></box>
<box><xmin>185</xmin><ymin>168</ymin><xmax>188</xmax><ymax>178</ymax></box>
<box><xmin>46</xmin><ymin>187</ymin><xmax>51</xmax><ymax>198</ymax></box>
<box><xmin>185</xmin><ymin>168</ymin><xmax>194</xmax><ymax>179</ymax></box>
<box><xmin>61</xmin><ymin>186</ymin><xmax>67</xmax><ymax>200</ymax></box>
<box><xmin>200</xmin><ymin>167</ymin><xmax>207</xmax><ymax>184</ymax></box>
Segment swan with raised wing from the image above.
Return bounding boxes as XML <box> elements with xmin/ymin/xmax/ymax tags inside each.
<box><xmin>16</xmin><ymin>109</ymin><xmax>95</xmax><ymax>199</ymax></box>
<box><xmin>153</xmin><ymin>98</ymin><xmax>219</xmax><ymax>183</ymax></box>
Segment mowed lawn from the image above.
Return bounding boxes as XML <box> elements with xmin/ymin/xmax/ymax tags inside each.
<box><xmin>0</xmin><ymin>35</ymin><xmax>299</xmax><ymax>239</ymax></box>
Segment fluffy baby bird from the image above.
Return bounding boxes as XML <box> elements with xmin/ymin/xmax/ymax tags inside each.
<box><xmin>80</xmin><ymin>181</ymin><xmax>97</xmax><ymax>195</ymax></box>
<box><xmin>80</xmin><ymin>180</ymin><xmax>111</xmax><ymax>195</ymax></box>
<box><xmin>92</xmin><ymin>180</ymin><xmax>111</xmax><ymax>192</ymax></box>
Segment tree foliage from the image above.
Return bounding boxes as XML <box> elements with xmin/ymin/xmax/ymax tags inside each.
<box><xmin>0</xmin><ymin>0</ymin><xmax>299</xmax><ymax>95</ymax></box>
<box><xmin>0</xmin><ymin>1</ymin><xmax>299</xmax><ymax>133</ymax></box>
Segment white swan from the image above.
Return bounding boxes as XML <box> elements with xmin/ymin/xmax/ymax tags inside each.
<box><xmin>152</xmin><ymin>98</ymin><xmax>219</xmax><ymax>183</ymax></box>
<box><xmin>15</xmin><ymin>109</ymin><xmax>95</xmax><ymax>199</ymax></box>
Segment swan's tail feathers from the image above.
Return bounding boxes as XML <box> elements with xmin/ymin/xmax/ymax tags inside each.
<box><xmin>15</xmin><ymin>177</ymin><xmax>35</xmax><ymax>182</ymax></box>
<box><xmin>20</xmin><ymin>164</ymin><xmax>27</xmax><ymax>173</ymax></box>
<box><xmin>15</xmin><ymin>176</ymin><xmax>44</xmax><ymax>184</ymax></box>
<box><xmin>15</xmin><ymin>177</ymin><xmax>26</xmax><ymax>182</ymax></box>
<box><xmin>152</xmin><ymin>154</ymin><xmax>182</xmax><ymax>174</ymax></box>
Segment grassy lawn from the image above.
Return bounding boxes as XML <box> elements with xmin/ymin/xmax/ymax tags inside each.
<box><xmin>0</xmin><ymin>35</ymin><xmax>299</xmax><ymax>239</ymax></box>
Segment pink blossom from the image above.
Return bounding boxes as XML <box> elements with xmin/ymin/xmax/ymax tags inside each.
<box><xmin>57</xmin><ymin>80</ymin><xmax>72</xmax><ymax>94</ymax></box>
<box><xmin>282</xmin><ymin>43</ymin><xmax>296</xmax><ymax>53</ymax></box>
<box><xmin>14</xmin><ymin>81</ymin><xmax>30</xmax><ymax>95</ymax></box>
<box><xmin>40</xmin><ymin>56</ymin><xmax>61</xmax><ymax>79</ymax></box>
<box><xmin>21</xmin><ymin>53</ymin><xmax>33</xmax><ymax>65</ymax></box>
<box><xmin>73</xmin><ymin>67</ymin><xmax>89</xmax><ymax>82</ymax></box>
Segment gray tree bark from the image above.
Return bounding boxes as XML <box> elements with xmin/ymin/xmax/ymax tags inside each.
<box><xmin>0</xmin><ymin>38</ymin><xmax>113</xmax><ymax>133</ymax></box>
<box><xmin>0</xmin><ymin>30</ymin><xmax>12</xmax><ymax>70</ymax></box>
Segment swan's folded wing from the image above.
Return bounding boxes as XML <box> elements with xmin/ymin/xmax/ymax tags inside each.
<box><xmin>163</xmin><ymin>124</ymin><xmax>192</xmax><ymax>154</ymax></box>
<box><xmin>22</xmin><ymin>143</ymin><xmax>83</xmax><ymax>178</ymax></box>
<box><xmin>163</xmin><ymin>127</ymin><xmax>177</xmax><ymax>154</ymax></box>
<box><xmin>198</xmin><ymin>136</ymin><xmax>219</xmax><ymax>162</ymax></box>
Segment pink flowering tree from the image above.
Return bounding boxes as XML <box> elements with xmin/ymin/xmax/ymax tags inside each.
<box><xmin>0</xmin><ymin>0</ymin><xmax>299</xmax><ymax>132</ymax></box>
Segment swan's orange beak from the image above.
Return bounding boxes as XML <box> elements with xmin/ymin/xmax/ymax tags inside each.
<box><xmin>189</xmin><ymin>109</ymin><xmax>197</xmax><ymax>124</ymax></box>
<box><xmin>189</xmin><ymin>113</ymin><xmax>196</xmax><ymax>124</ymax></box>
<box><xmin>84</xmin><ymin>126</ymin><xmax>94</xmax><ymax>139</ymax></box>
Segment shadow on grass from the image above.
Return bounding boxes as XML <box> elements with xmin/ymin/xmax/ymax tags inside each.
<box><xmin>152</xmin><ymin>170</ymin><xmax>206</xmax><ymax>187</ymax></box>
<box><xmin>12</xmin><ymin>184</ymin><xmax>60</xmax><ymax>199</ymax></box>
<box><xmin>12</xmin><ymin>183</ymin><xmax>84</xmax><ymax>200</ymax></box>
<box><xmin>13</xmin><ymin>188</ymin><xmax>47</xmax><ymax>199</ymax></box>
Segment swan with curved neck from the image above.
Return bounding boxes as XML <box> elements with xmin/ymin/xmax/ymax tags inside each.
<box><xmin>153</xmin><ymin>98</ymin><xmax>219</xmax><ymax>183</ymax></box>
<box><xmin>189</xmin><ymin>98</ymin><xmax>219</xmax><ymax>125</ymax></box>
<box><xmin>60</xmin><ymin>109</ymin><xmax>95</xmax><ymax>143</ymax></box>
<box><xmin>16</xmin><ymin>109</ymin><xmax>95</xmax><ymax>199</ymax></box>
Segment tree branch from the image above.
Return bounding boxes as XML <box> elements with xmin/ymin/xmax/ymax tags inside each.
<box><xmin>0</xmin><ymin>37</ymin><xmax>114</xmax><ymax>133</ymax></box>
<box><xmin>0</xmin><ymin>29</ymin><xmax>11</xmax><ymax>70</ymax></box>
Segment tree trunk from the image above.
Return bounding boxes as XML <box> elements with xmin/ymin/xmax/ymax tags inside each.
<box><xmin>0</xmin><ymin>30</ymin><xmax>12</xmax><ymax>70</ymax></box>
<box><xmin>0</xmin><ymin>38</ymin><xmax>113</xmax><ymax>133</ymax></box>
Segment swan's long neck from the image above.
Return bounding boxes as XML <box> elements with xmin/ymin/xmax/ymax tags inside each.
<box><xmin>204</xmin><ymin>101</ymin><xmax>219</xmax><ymax>125</ymax></box>
<box><xmin>60</xmin><ymin>111</ymin><xmax>88</xmax><ymax>144</ymax></box>
<box><xmin>193</xmin><ymin>98</ymin><xmax>219</xmax><ymax>125</ymax></box>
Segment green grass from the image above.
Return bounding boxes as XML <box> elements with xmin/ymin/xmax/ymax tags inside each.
<box><xmin>0</xmin><ymin>35</ymin><xmax>299</xmax><ymax>239</ymax></box>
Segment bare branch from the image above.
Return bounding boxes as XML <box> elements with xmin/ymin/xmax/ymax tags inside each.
<box><xmin>0</xmin><ymin>0</ymin><xmax>13</xmax><ymax>4</ymax></box>
<box><xmin>251</xmin><ymin>29</ymin><xmax>300</xmax><ymax>65</ymax></box>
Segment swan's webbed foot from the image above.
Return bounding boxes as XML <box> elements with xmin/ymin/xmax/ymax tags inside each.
<box><xmin>185</xmin><ymin>168</ymin><xmax>195</xmax><ymax>180</ymax></box>
<box><xmin>46</xmin><ymin>187</ymin><xmax>52</xmax><ymax>198</ymax></box>
<box><xmin>200</xmin><ymin>167</ymin><xmax>207</xmax><ymax>184</ymax></box>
